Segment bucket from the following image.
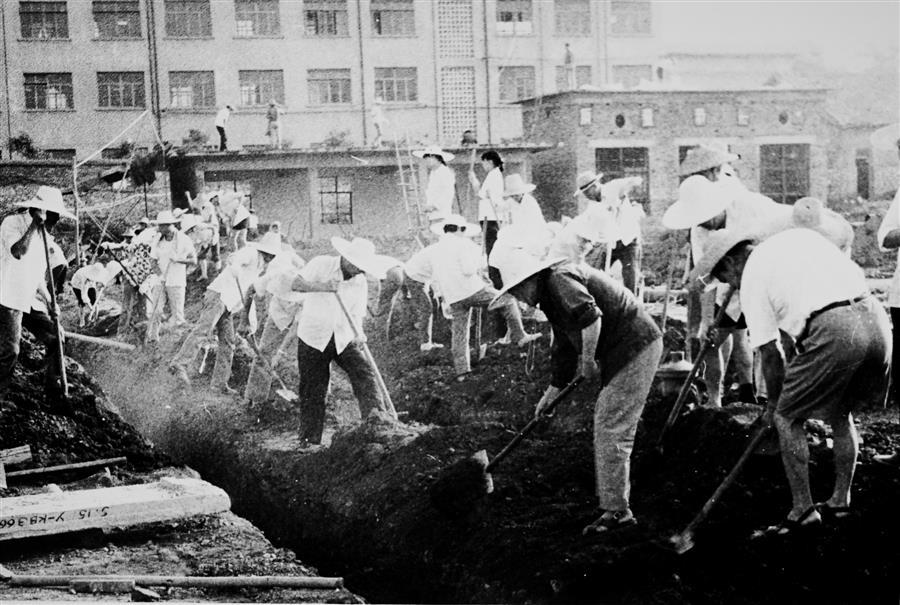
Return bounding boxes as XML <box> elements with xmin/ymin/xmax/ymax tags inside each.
<box><xmin>655</xmin><ymin>351</ymin><xmax>692</xmax><ymax>398</ymax></box>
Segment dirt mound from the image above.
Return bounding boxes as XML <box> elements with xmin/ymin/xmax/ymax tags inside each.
<box><xmin>0</xmin><ymin>334</ymin><xmax>165</xmax><ymax>483</ymax></box>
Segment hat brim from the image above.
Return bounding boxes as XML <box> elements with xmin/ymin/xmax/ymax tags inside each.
<box><xmin>573</xmin><ymin>175</ymin><xmax>603</xmax><ymax>197</ymax></box>
<box><xmin>412</xmin><ymin>149</ymin><xmax>455</xmax><ymax>161</ymax></box>
<box><xmin>504</xmin><ymin>184</ymin><xmax>536</xmax><ymax>197</ymax></box>
<box><xmin>678</xmin><ymin>152</ymin><xmax>740</xmax><ymax>177</ymax></box>
<box><xmin>661</xmin><ymin>198</ymin><xmax>727</xmax><ymax>230</ymax></box>
<box><xmin>488</xmin><ymin>256</ymin><xmax>567</xmax><ymax>310</ymax></box>
<box><xmin>687</xmin><ymin>231</ymin><xmax>758</xmax><ymax>283</ymax></box>
<box><xmin>331</xmin><ymin>238</ymin><xmax>387</xmax><ymax>279</ymax></box>
<box><xmin>15</xmin><ymin>199</ymin><xmax>76</xmax><ymax>220</ymax></box>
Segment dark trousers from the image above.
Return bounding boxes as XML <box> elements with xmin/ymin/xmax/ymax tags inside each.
<box><xmin>0</xmin><ymin>305</ymin><xmax>61</xmax><ymax>396</ymax></box>
<box><xmin>480</xmin><ymin>219</ymin><xmax>506</xmax><ymax>338</ymax></box>
<box><xmin>297</xmin><ymin>336</ymin><xmax>385</xmax><ymax>444</ymax></box>
<box><xmin>587</xmin><ymin>240</ymin><xmax>642</xmax><ymax>294</ymax></box>
<box><xmin>217</xmin><ymin>126</ymin><xmax>227</xmax><ymax>151</ymax></box>
<box><xmin>891</xmin><ymin>307</ymin><xmax>900</xmax><ymax>416</ymax></box>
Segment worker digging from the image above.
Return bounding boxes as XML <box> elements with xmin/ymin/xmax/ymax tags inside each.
<box><xmin>1</xmin><ymin>21</ymin><xmax>899</xmax><ymax>603</ymax></box>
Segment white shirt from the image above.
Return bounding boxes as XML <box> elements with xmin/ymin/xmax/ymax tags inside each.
<box><xmin>877</xmin><ymin>188</ymin><xmax>900</xmax><ymax>307</ymax></box>
<box><xmin>198</xmin><ymin>201</ymin><xmax>220</xmax><ymax>244</ymax></box>
<box><xmin>0</xmin><ymin>213</ymin><xmax>48</xmax><ymax>312</ymax></box>
<box><xmin>151</xmin><ymin>230</ymin><xmax>196</xmax><ymax>287</ymax></box>
<box><xmin>740</xmin><ymin>229</ymin><xmax>868</xmax><ymax>349</ymax></box>
<box><xmin>425</xmin><ymin>164</ymin><xmax>456</xmax><ymax>221</ymax></box>
<box><xmin>208</xmin><ymin>246</ymin><xmax>265</xmax><ymax>313</ymax></box>
<box><xmin>478</xmin><ymin>168</ymin><xmax>507</xmax><ymax>221</ymax></box>
<box><xmin>215</xmin><ymin>107</ymin><xmax>231</xmax><ymax>128</ymax></box>
<box><xmin>404</xmin><ymin>245</ymin><xmax>436</xmax><ymax>285</ymax></box>
<box><xmin>508</xmin><ymin>193</ymin><xmax>546</xmax><ymax>230</ymax></box>
<box><xmin>295</xmin><ymin>255</ymin><xmax>367</xmax><ymax>354</ymax></box>
<box><xmin>430</xmin><ymin>234</ymin><xmax>485</xmax><ymax>305</ymax></box>
<box><xmin>260</xmin><ymin>252</ymin><xmax>306</xmax><ymax>331</ymax></box>
<box><xmin>133</xmin><ymin>226</ymin><xmax>159</xmax><ymax>247</ymax></box>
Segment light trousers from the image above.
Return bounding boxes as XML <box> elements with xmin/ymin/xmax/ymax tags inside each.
<box><xmin>449</xmin><ymin>287</ymin><xmax>526</xmax><ymax>375</ymax></box>
<box><xmin>171</xmin><ymin>291</ymin><xmax>235</xmax><ymax>389</ymax></box>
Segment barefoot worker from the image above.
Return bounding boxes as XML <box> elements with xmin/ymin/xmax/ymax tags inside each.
<box><xmin>694</xmin><ymin>228</ymin><xmax>889</xmax><ymax>534</ymax></box>
<box><xmin>489</xmin><ymin>249</ymin><xmax>661</xmax><ymax>534</ymax></box>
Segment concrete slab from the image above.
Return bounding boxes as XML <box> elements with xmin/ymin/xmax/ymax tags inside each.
<box><xmin>0</xmin><ymin>478</ymin><xmax>230</xmax><ymax>541</ymax></box>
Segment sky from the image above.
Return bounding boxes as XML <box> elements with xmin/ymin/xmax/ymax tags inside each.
<box><xmin>656</xmin><ymin>0</ymin><xmax>900</xmax><ymax>69</ymax></box>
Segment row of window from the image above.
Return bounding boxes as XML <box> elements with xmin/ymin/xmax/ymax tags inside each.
<box><xmin>22</xmin><ymin>68</ymin><xmax>421</xmax><ymax>109</ymax></box>
<box><xmin>597</xmin><ymin>144</ymin><xmax>810</xmax><ymax>205</ymax></box>
<box><xmin>18</xmin><ymin>0</ymin><xmax>651</xmax><ymax>41</ymax></box>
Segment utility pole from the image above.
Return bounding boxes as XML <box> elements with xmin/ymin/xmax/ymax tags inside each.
<box><xmin>0</xmin><ymin>0</ymin><xmax>13</xmax><ymax>158</ymax></box>
<box><xmin>144</xmin><ymin>0</ymin><xmax>162</xmax><ymax>135</ymax></box>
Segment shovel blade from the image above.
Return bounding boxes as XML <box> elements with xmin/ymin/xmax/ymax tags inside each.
<box><xmin>667</xmin><ymin>531</ymin><xmax>695</xmax><ymax>555</ymax></box>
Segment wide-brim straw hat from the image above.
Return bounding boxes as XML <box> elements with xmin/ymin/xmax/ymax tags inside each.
<box><xmin>573</xmin><ymin>171</ymin><xmax>603</xmax><ymax>197</ymax></box>
<box><xmin>662</xmin><ymin>175</ymin><xmax>729</xmax><ymax>230</ymax></box>
<box><xmin>232</xmin><ymin>204</ymin><xmax>251</xmax><ymax>227</ymax></box>
<box><xmin>153</xmin><ymin>210</ymin><xmax>180</xmax><ymax>225</ymax></box>
<box><xmin>430</xmin><ymin>213</ymin><xmax>482</xmax><ymax>237</ymax></box>
<box><xmin>251</xmin><ymin>231</ymin><xmax>283</xmax><ymax>256</ymax></box>
<box><xmin>179</xmin><ymin>214</ymin><xmax>199</xmax><ymax>232</ymax></box>
<box><xmin>688</xmin><ymin>228</ymin><xmax>759</xmax><ymax>283</ymax></box>
<box><xmin>488</xmin><ymin>253</ymin><xmax>568</xmax><ymax>310</ymax></box>
<box><xmin>331</xmin><ymin>236</ymin><xmax>388</xmax><ymax>279</ymax></box>
<box><xmin>412</xmin><ymin>146</ymin><xmax>455</xmax><ymax>162</ymax></box>
<box><xmin>503</xmin><ymin>173</ymin><xmax>537</xmax><ymax>197</ymax></box>
<box><xmin>15</xmin><ymin>185</ymin><xmax>75</xmax><ymax>219</ymax></box>
<box><xmin>679</xmin><ymin>145</ymin><xmax>740</xmax><ymax>177</ymax></box>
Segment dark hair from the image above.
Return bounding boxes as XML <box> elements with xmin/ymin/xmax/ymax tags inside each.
<box><xmin>443</xmin><ymin>224</ymin><xmax>461</xmax><ymax>233</ymax></box>
<box><xmin>424</xmin><ymin>153</ymin><xmax>446</xmax><ymax>166</ymax></box>
<box><xmin>480</xmin><ymin>150</ymin><xmax>503</xmax><ymax>171</ymax></box>
<box><xmin>711</xmin><ymin>241</ymin><xmax>753</xmax><ymax>277</ymax></box>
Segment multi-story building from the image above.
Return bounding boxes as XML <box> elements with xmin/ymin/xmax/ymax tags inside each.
<box><xmin>0</xmin><ymin>0</ymin><xmax>662</xmax><ymax>157</ymax></box>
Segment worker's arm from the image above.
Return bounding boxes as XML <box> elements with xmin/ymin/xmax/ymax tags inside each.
<box><xmin>291</xmin><ymin>275</ymin><xmax>340</xmax><ymax>293</ymax></box>
<box><xmin>580</xmin><ymin>317</ymin><xmax>602</xmax><ymax>379</ymax></box>
<box><xmin>10</xmin><ymin>214</ymin><xmax>43</xmax><ymax>259</ymax></box>
<box><xmin>758</xmin><ymin>340</ymin><xmax>785</xmax><ymax>423</ymax></box>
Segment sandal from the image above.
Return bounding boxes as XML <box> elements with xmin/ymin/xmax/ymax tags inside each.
<box><xmin>757</xmin><ymin>506</ymin><xmax>821</xmax><ymax>537</ymax></box>
<box><xmin>815</xmin><ymin>502</ymin><xmax>851</xmax><ymax>521</ymax></box>
<box><xmin>582</xmin><ymin>509</ymin><xmax>637</xmax><ymax>536</ymax></box>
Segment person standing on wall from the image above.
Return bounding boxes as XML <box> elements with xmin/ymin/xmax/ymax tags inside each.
<box><xmin>265</xmin><ymin>100</ymin><xmax>283</xmax><ymax>150</ymax></box>
<box><xmin>413</xmin><ymin>146</ymin><xmax>456</xmax><ymax>228</ymax></box>
<box><xmin>215</xmin><ymin>104</ymin><xmax>234</xmax><ymax>151</ymax></box>
<box><xmin>468</xmin><ymin>150</ymin><xmax>508</xmax><ymax>290</ymax></box>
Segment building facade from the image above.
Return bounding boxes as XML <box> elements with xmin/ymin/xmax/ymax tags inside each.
<box><xmin>0</xmin><ymin>0</ymin><xmax>662</xmax><ymax>157</ymax></box>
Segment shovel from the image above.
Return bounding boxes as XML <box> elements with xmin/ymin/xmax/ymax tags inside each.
<box><xmin>39</xmin><ymin>225</ymin><xmax>68</xmax><ymax>398</ymax></box>
<box><xmin>245</xmin><ymin>333</ymin><xmax>298</xmax><ymax>403</ymax></box>
<box><xmin>667</xmin><ymin>419</ymin><xmax>772</xmax><ymax>554</ymax></box>
<box><xmin>335</xmin><ymin>291</ymin><xmax>398</xmax><ymax>420</ymax></box>
<box><xmin>429</xmin><ymin>376</ymin><xmax>584</xmax><ymax>516</ymax></box>
<box><xmin>655</xmin><ymin>286</ymin><xmax>735</xmax><ymax>454</ymax></box>
<box><xmin>475</xmin><ymin>308</ymin><xmax>487</xmax><ymax>360</ymax></box>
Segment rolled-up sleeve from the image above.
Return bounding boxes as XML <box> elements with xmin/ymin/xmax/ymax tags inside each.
<box><xmin>740</xmin><ymin>258</ymin><xmax>779</xmax><ymax>349</ymax></box>
<box><xmin>547</xmin><ymin>268</ymin><xmax>602</xmax><ymax>330</ymax></box>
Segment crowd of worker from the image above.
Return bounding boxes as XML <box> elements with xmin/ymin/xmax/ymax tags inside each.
<box><xmin>1</xmin><ymin>140</ymin><xmax>898</xmax><ymax>538</ymax></box>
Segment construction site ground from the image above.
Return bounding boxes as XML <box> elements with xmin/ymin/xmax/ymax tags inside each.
<box><xmin>0</xmin><ymin>195</ymin><xmax>898</xmax><ymax>604</ymax></box>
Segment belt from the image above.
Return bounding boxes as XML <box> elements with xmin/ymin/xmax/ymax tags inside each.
<box><xmin>807</xmin><ymin>294</ymin><xmax>869</xmax><ymax>324</ymax></box>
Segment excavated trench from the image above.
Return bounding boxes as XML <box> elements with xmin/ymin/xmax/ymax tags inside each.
<box><xmin>73</xmin><ymin>332</ymin><xmax>900</xmax><ymax>605</ymax></box>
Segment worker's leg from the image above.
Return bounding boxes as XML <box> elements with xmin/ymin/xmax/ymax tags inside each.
<box><xmin>449</xmin><ymin>303</ymin><xmax>472</xmax><ymax>375</ymax></box>
<box><xmin>244</xmin><ymin>317</ymin><xmax>285</xmax><ymax>403</ymax></box>
<box><xmin>167</xmin><ymin>285</ymin><xmax>186</xmax><ymax>326</ymax></box>
<box><xmin>297</xmin><ymin>337</ymin><xmax>335</xmax><ymax>444</ymax></box>
<box><xmin>170</xmin><ymin>292</ymin><xmax>227</xmax><ymax>371</ymax></box>
<box><xmin>21</xmin><ymin>309</ymin><xmax>61</xmax><ymax>391</ymax></box>
<box><xmin>209</xmin><ymin>309</ymin><xmax>235</xmax><ymax>390</ymax></box>
<box><xmin>891</xmin><ymin>307</ymin><xmax>900</xmax><ymax>411</ymax></box>
<box><xmin>471</xmin><ymin>287</ymin><xmax>531</xmax><ymax>344</ymax></box>
<box><xmin>729</xmin><ymin>328</ymin><xmax>756</xmax><ymax>402</ymax></box>
<box><xmin>703</xmin><ymin>328</ymin><xmax>733</xmax><ymax>407</ymax></box>
<box><xmin>375</xmin><ymin>266</ymin><xmax>403</xmax><ymax>317</ymax></box>
<box><xmin>773</xmin><ymin>412</ymin><xmax>815</xmax><ymax>518</ymax></box>
<box><xmin>827</xmin><ymin>412</ymin><xmax>858</xmax><ymax>508</ymax></box>
<box><xmin>594</xmin><ymin>338</ymin><xmax>662</xmax><ymax>512</ymax></box>
<box><xmin>0</xmin><ymin>305</ymin><xmax>23</xmax><ymax>396</ymax></box>
<box><xmin>336</xmin><ymin>341</ymin><xmax>386</xmax><ymax>419</ymax></box>
<box><xmin>408</xmin><ymin>278</ymin><xmax>435</xmax><ymax>345</ymax></box>
<box><xmin>217</xmin><ymin>126</ymin><xmax>227</xmax><ymax>151</ymax></box>
<box><xmin>614</xmin><ymin>240</ymin><xmax>642</xmax><ymax>295</ymax></box>
<box><xmin>146</xmin><ymin>280</ymin><xmax>167</xmax><ymax>342</ymax></box>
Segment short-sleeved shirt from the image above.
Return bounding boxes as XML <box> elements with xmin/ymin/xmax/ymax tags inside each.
<box><xmin>295</xmin><ymin>255</ymin><xmax>367</xmax><ymax>354</ymax></box>
<box><xmin>539</xmin><ymin>263</ymin><xmax>661</xmax><ymax>388</ymax></box>
<box><xmin>877</xmin><ymin>188</ymin><xmax>900</xmax><ymax>307</ymax></box>
<box><xmin>0</xmin><ymin>213</ymin><xmax>49</xmax><ymax>312</ymax></box>
<box><xmin>508</xmin><ymin>193</ymin><xmax>546</xmax><ymax>230</ymax></box>
<box><xmin>404</xmin><ymin>245</ymin><xmax>436</xmax><ymax>285</ymax></box>
<box><xmin>425</xmin><ymin>164</ymin><xmax>456</xmax><ymax>221</ymax></box>
<box><xmin>740</xmin><ymin>229</ymin><xmax>868</xmax><ymax>349</ymax></box>
<box><xmin>430</xmin><ymin>234</ymin><xmax>485</xmax><ymax>304</ymax></box>
<box><xmin>478</xmin><ymin>167</ymin><xmax>507</xmax><ymax>222</ymax></box>
<box><xmin>208</xmin><ymin>246</ymin><xmax>265</xmax><ymax>313</ymax></box>
<box><xmin>151</xmin><ymin>231</ymin><xmax>196</xmax><ymax>287</ymax></box>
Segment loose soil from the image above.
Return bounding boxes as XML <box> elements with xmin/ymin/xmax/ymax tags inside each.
<box><xmin>70</xmin><ymin>280</ymin><xmax>900</xmax><ymax>605</ymax></box>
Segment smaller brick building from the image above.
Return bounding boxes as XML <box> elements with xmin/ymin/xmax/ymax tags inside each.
<box><xmin>520</xmin><ymin>86</ymin><xmax>892</xmax><ymax>223</ymax></box>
